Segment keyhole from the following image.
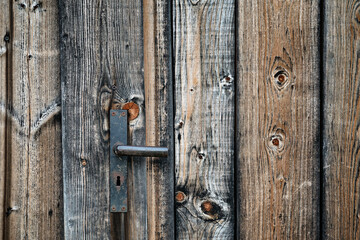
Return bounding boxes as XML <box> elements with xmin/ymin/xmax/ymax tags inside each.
<box><xmin>116</xmin><ymin>176</ymin><xmax>121</xmax><ymax>186</ymax></box>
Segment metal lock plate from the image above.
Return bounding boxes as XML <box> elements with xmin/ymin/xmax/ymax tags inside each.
<box><xmin>109</xmin><ymin>110</ymin><xmax>128</xmax><ymax>212</ymax></box>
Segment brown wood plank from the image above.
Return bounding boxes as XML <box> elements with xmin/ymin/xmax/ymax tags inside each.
<box><xmin>3</xmin><ymin>1</ymin><xmax>30</xmax><ymax>237</ymax></box>
<box><xmin>323</xmin><ymin>1</ymin><xmax>360</xmax><ymax>239</ymax></box>
<box><xmin>60</xmin><ymin>0</ymin><xmax>146</xmax><ymax>239</ymax></box>
<box><xmin>173</xmin><ymin>0</ymin><xmax>235</xmax><ymax>238</ymax></box>
<box><xmin>236</xmin><ymin>1</ymin><xmax>321</xmax><ymax>239</ymax></box>
<box><xmin>3</xmin><ymin>0</ymin><xmax>62</xmax><ymax>239</ymax></box>
<box><xmin>0</xmin><ymin>1</ymin><xmax>10</xmax><ymax>238</ymax></box>
<box><xmin>27</xmin><ymin>1</ymin><xmax>63</xmax><ymax>238</ymax></box>
<box><xmin>143</xmin><ymin>0</ymin><xmax>174</xmax><ymax>239</ymax></box>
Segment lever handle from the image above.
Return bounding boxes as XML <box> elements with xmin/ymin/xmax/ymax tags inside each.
<box><xmin>113</xmin><ymin>145</ymin><xmax>168</xmax><ymax>158</ymax></box>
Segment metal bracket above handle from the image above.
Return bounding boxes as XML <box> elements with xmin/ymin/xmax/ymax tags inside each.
<box><xmin>110</xmin><ymin>109</ymin><xmax>168</xmax><ymax>213</ymax></box>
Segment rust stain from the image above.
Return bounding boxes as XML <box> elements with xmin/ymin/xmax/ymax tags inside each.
<box><xmin>122</xmin><ymin>102</ymin><xmax>140</xmax><ymax>121</ymax></box>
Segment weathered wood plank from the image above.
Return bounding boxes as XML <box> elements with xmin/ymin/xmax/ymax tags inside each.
<box><xmin>27</xmin><ymin>1</ymin><xmax>63</xmax><ymax>238</ymax></box>
<box><xmin>323</xmin><ymin>1</ymin><xmax>360</xmax><ymax>239</ymax></box>
<box><xmin>173</xmin><ymin>0</ymin><xmax>235</xmax><ymax>239</ymax></box>
<box><xmin>3</xmin><ymin>1</ymin><xmax>30</xmax><ymax>238</ymax></box>
<box><xmin>60</xmin><ymin>0</ymin><xmax>146</xmax><ymax>238</ymax></box>
<box><xmin>236</xmin><ymin>1</ymin><xmax>320</xmax><ymax>239</ymax></box>
<box><xmin>0</xmin><ymin>1</ymin><xmax>10</xmax><ymax>238</ymax></box>
<box><xmin>143</xmin><ymin>0</ymin><xmax>174</xmax><ymax>239</ymax></box>
<box><xmin>60</xmin><ymin>0</ymin><xmax>110</xmax><ymax>237</ymax></box>
<box><xmin>103</xmin><ymin>1</ymin><xmax>146</xmax><ymax>239</ymax></box>
<box><xmin>4</xmin><ymin>0</ymin><xmax>62</xmax><ymax>239</ymax></box>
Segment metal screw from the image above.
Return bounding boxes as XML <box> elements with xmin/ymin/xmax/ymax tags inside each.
<box><xmin>112</xmin><ymin>206</ymin><xmax>116</xmax><ymax>211</ymax></box>
<box><xmin>111</xmin><ymin>85</ymin><xmax>117</xmax><ymax>90</ymax></box>
<box><xmin>111</xmin><ymin>112</ymin><xmax>116</xmax><ymax>116</ymax></box>
<box><xmin>121</xmin><ymin>112</ymin><xmax>126</xmax><ymax>117</ymax></box>
<box><xmin>121</xmin><ymin>207</ymin><xmax>126</xmax><ymax>211</ymax></box>
<box><xmin>81</xmin><ymin>160</ymin><xmax>87</xmax><ymax>166</ymax></box>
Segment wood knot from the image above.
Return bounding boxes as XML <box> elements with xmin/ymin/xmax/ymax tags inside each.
<box><xmin>18</xmin><ymin>2</ymin><xmax>26</xmax><ymax>9</ymax></box>
<box><xmin>268</xmin><ymin>135</ymin><xmax>284</xmax><ymax>151</ymax></box>
<box><xmin>271</xmin><ymin>56</ymin><xmax>293</xmax><ymax>91</ymax></box>
<box><xmin>273</xmin><ymin>69</ymin><xmax>289</xmax><ymax>89</ymax></box>
<box><xmin>220</xmin><ymin>75</ymin><xmax>234</xmax><ymax>90</ymax></box>
<box><xmin>31</xmin><ymin>1</ymin><xmax>43</xmax><ymax>12</ymax></box>
<box><xmin>267</xmin><ymin>128</ymin><xmax>286</xmax><ymax>153</ymax></box>
<box><xmin>272</xmin><ymin>138</ymin><xmax>279</xmax><ymax>146</ymax></box>
<box><xmin>3</xmin><ymin>33</ymin><xmax>10</xmax><ymax>43</ymax></box>
<box><xmin>200</xmin><ymin>200</ymin><xmax>222</xmax><ymax>220</ymax></box>
<box><xmin>355</xmin><ymin>4</ymin><xmax>360</xmax><ymax>24</ymax></box>
<box><xmin>81</xmin><ymin>160</ymin><xmax>87</xmax><ymax>166</ymax></box>
<box><xmin>122</xmin><ymin>102</ymin><xmax>139</xmax><ymax>121</ymax></box>
<box><xmin>175</xmin><ymin>191</ymin><xmax>186</xmax><ymax>203</ymax></box>
<box><xmin>353</xmin><ymin>3</ymin><xmax>360</xmax><ymax>31</ymax></box>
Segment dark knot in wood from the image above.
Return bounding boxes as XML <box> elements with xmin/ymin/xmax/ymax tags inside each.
<box><xmin>200</xmin><ymin>200</ymin><xmax>222</xmax><ymax>220</ymax></box>
<box><xmin>175</xmin><ymin>191</ymin><xmax>186</xmax><ymax>203</ymax></box>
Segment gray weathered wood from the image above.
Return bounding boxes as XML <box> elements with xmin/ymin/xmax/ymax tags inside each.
<box><xmin>3</xmin><ymin>1</ymin><xmax>31</xmax><ymax>237</ymax></box>
<box><xmin>323</xmin><ymin>1</ymin><xmax>360</xmax><ymax>239</ymax></box>
<box><xmin>3</xmin><ymin>0</ymin><xmax>63</xmax><ymax>239</ymax></box>
<box><xmin>0</xmin><ymin>1</ymin><xmax>9</xmax><ymax>238</ymax></box>
<box><xmin>60</xmin><ymin>0</ymin><xmax>146</xmax><ymax>239</ymax></box>
<box><xmin>173</xmin><ymin>0</ymin><xmax>235</xmax><ymax>238</ymax></box>
<box><xmin>236</xmin><ymin>0</ymin><xmax>320</xmax><ymax>239</ymax></box>
<box><xmin>143</xmin><ymin>0</ymin><xmax>174</xmax><ymax>239</ymax></box>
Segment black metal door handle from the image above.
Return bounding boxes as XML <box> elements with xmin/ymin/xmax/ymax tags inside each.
<box><xmin>113</xmin><ymin>145</ymin><xmax>168</xmax><ymax>158</ymax></box>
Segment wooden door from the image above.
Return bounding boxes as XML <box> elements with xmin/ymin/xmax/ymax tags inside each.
<box><xmin>1</xmin><ymin>0</ymin><xmax>360</xmax><ymax>239</ymax></box>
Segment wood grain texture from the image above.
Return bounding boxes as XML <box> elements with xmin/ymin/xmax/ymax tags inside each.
<box><xmin>144</xmin><ymin>0</ymin><xmax>174</xmax><ymax>239</ymax></box>
<box><xmin>173</xmin><ymin>0</ymin><xmax>235</xmax><ymax>238</ymax></box>
<box><xmin>236</xmin><ymin>1</ymin><xmax>320</xmax><ymax>239</ymax></box>
<box><xmin>60</xmin><ymin>0</ymin><xmax>146</xmax><ymax>238</ymax></box>
<box><xmin>323</xmin><ymin>1</ymin><xmax>360</xmax><ymax>239</ymax></box>
<box><xmin>0</xmin><ymin>1</ymin><xmax>10</xmax><ymax>239</ymax></box>
<box><xmin>3</xmin><ymin>0</ymin><xmax>62</xmax><ymax>239</ymax></box>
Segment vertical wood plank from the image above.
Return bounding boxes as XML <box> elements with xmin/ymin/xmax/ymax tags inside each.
<box><xmin>27</xmin><ymin>1</ymin><xmax>63</xmax><ymax>238</ymax></box>
<box><xmin>0</xmin><ymin>1</ymin><xmax>10</xmax><ymax>238</ymax></box>
<box><xmin>173</xmin><ymin>0</ymin><xmax>235</xmax><ymax>238</ymax></box>
<box><xmin>4</xmin><ymin>0</ymin><xmax>62</xmax><ymax>239</ymax></box>
<box><xmin>103</xmin><ymin>1</ymin><xmax>146</xmax><ymax>239</ymax></box>
<box><xmin>61</xmin><ymin>0</ymin><xmax>146</xmax><ymax>239</ymax></box>
<box><xmin>60</xmin><ymin>0</ymin><xmax>110</xmax><ymax>238</ymax></box>
<box><xmin>323</xmin><ymin>1</ymin><xmax>360</xmax><ymax>239</ymax></box>
<box><xmin>236</xmin><ymin>0</ymin><xmax>320</xmax><ymax>239</ymax></box>
<box><xmin>4</xmin><ymin>1</ymin><xmax>30</xmax><ymax>237</ymax></box>
<box><xmin>143</xmin><ymin>0</ymin><xmax>174</xmax><ymax>239</ymax></box>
